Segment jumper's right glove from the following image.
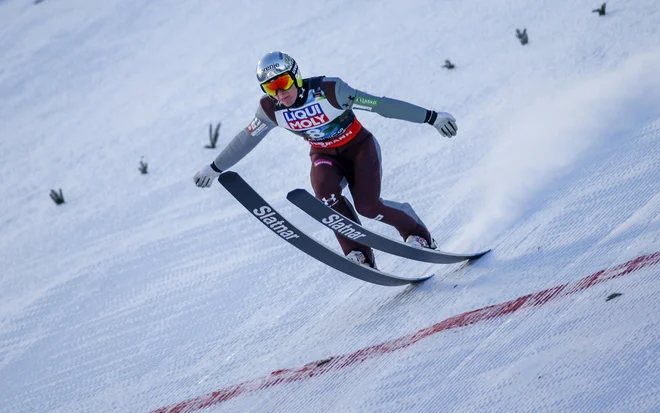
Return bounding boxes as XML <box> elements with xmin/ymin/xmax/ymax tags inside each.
<box><xmin>193</xmin><ymin>163</ymin><xmax>222</xmax><ymax>188</ymax></box>
<box><xmin>430</xmin><ymin>111</ymin><xmax>458</xmax><ymax>138</ymax></box>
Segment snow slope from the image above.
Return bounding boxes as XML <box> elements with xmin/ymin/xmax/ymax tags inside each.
<box><xmin>0</xmin><ymin>0</ymin><xmax>659</xmax><ymax>412</ymax></box>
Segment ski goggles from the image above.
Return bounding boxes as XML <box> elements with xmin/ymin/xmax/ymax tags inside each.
<box><xmin>261</xmin><ymin>73</ymin><xmax>295</xmax><ymax>96</ymax></box>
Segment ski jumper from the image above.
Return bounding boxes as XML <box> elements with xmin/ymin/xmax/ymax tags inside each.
<box><xmin>213</xmin><ymin>76</ymin><xmax>437</xmax><ymax>264</ymax></box>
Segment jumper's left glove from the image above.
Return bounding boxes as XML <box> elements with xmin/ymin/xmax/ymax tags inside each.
<box><xmin>430</xmin><ymin>111</ymin><xmax>458</xmax><ymax>138</ymax></box>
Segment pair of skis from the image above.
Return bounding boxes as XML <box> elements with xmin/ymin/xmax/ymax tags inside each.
<box><xmin>218</xmin><ymin>172</ymin><xmax>490</xmax><ymax>286</ymax></box>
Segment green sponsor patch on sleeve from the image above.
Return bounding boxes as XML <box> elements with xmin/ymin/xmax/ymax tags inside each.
<box><xmin>354</xmin><ymin>95</ymin><xmax>379</xmax><ymax>108</ymax></box>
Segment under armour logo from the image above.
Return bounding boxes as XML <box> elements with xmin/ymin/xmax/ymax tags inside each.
<box><xmin>322</xmin><ymin>194</ymin><xmax>338</xmax><ymax>207</ymax></box>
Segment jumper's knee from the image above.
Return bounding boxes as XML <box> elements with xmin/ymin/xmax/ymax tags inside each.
<box><xmin>354</xmin><ymin>201</ymin><xmax>380</xmax><ymax>219</ymax></box>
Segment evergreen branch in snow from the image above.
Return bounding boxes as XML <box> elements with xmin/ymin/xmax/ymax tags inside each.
<box><xmin>592</xmin><ymin>3</ymin><xmax>606</xmax><ymax>16</ymax></box>
<box><xmin>50</xmin><ymin>188</ymin><xmax>65</xmax><ymax>205</ymax></box>
<box><xmin>139</xmin><ymin>157</ymin><xmax>148</xmax><ymax>174</ymax></box>
<box><xmin>206</xmin><ymin>122</ymin><xmax>221</xmax><ymax>149</ymax></box>
<box><xmin>516</xmin><ymin>28</ymin><xmax>529</xmax><ymax>45</ymax></box>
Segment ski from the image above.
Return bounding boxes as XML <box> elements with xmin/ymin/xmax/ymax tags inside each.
<box><xmin>217</xmin><ymin>172</ymin><xmax>433</xmax><ymax>286</ymax></box>
<box><xmin>286</xmin><ymin>188</ymin><xmax>491</xmax><ymax>264</ymax></box>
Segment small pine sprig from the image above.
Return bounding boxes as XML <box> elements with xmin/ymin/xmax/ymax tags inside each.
<box><xmin>50</xmin><ymin>188</ymin><xmax>65</xmax><ymax>205</ymax></box>
<box><xmin>443</xmin><ymin>60</ymin><xmax>455</xmax><ymax>70</ymax></box>
<box><xmin>139</xmin><ymin>157</ymin><xmax>148</xmax><ymax>174</ymax></box>
<box><xmin>206</xmin><ymin>122</ymin><xmax>221</xmax><ymax>149</ymax></box>
<box><xmin>592</xmin><ymin>3</ymin><xmax>606</xmax><ymax>16</ymax></box>
<box><xmin>516</xmin><ymin>28</ymin><xmax>529</xmax><ymax>45</ymax></box>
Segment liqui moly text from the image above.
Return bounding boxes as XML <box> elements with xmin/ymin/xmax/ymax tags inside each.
<box><xmin>284</xmin><ymin>103</ymin><xmax>329</xmax><ymax>130</ymax></box>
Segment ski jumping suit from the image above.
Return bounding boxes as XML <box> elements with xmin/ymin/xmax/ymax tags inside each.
<box><xmin>213</xmin><ymin>76</ymin><xmax>437</xmax><ymax>265</ymax></box>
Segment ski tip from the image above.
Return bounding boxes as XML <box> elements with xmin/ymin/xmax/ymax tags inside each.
<box><xmin>468</xmin><ymin>249</ymin><xmax>492</xmax><ymax>260</ymax></box>
<box><xmin>410</xmin><ymin>274</ymin><xmax>435</xmax><ymax>284</ymax></box>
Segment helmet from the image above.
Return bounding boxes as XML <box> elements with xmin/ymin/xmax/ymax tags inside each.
<box><xmin>256</xmin><ymin>51</ymin><xmax>303</xmax><ymax>91</ymax></box>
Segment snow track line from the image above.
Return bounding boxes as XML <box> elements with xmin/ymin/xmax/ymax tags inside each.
<box><xmin>151</xmin><ymin>252</ymin><xmax>660</xmax><ymax>413</ymax></box>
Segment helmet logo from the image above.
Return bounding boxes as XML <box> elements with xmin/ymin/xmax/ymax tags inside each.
<box><xmin>261</xmin><ymin>63</ymin><xmax>280</xmax><ymax>74</ymax></box>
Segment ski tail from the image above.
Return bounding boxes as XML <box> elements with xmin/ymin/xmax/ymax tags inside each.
<box><xmin>286</xmin><ymin>188</ymin><xmax>491</xmax><ymax>264</ymax></box>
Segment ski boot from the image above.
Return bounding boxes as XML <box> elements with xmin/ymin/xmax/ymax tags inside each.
<box><xmin>346</xmin><ymin>250</ymin><xmax>377</xmax><ymax>269</ymax></box>
<box><xmin>405</xmin><ymin>235</ymin><xmax>438</xmax><ymax>249</ymax></box>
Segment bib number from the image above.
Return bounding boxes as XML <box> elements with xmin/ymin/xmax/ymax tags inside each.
<box><xmin>305</xmin><ymin>129</ymin><xmax>326</xmax><ymax>140</ymax></box>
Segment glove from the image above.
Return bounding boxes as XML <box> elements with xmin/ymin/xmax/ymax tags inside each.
<box><xmin>431</xmin><ymin>111</ymin><xmax>458</xmax><ymax>138</ymax></box>
<box><xmin>193</xmin><ymin>163</ymin><xmax>222</xmax><ymax>188</ymax></box>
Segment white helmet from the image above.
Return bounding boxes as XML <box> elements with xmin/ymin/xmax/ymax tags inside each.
<box><xmin>255</xmin><ymin>51</ymin><xmax>303</xmax><ymax>92</ymax></box>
